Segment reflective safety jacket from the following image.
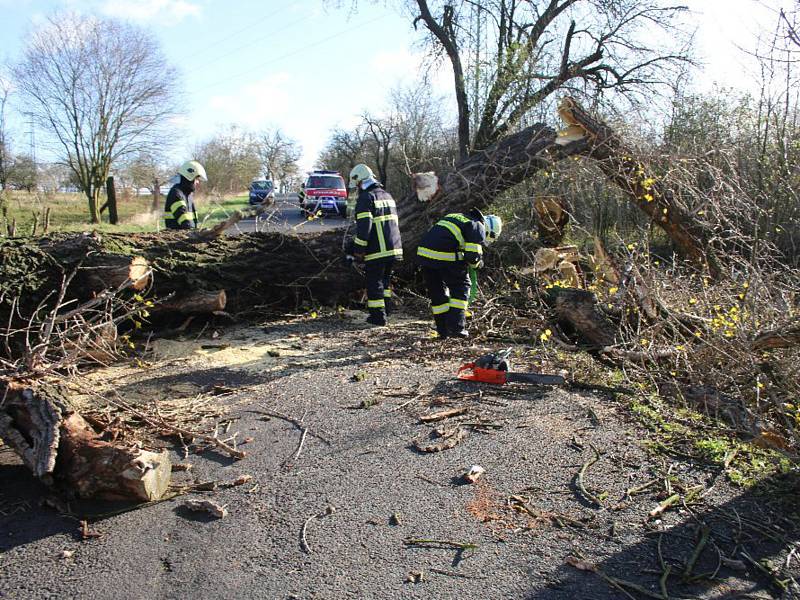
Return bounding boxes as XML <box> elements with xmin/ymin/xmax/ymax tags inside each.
<box><xmin>416</xmin><ymin>213</ymin><xmax>486</xmax><ymax>269</ymax></box>
<box><xmin>352</xmin><ymin>183</ymin><xmax>403</xmax><ymax>262</ymax></box>
<box><xmin>164</xmin><ymin>179</ymin><xmax>197</xmax><ymax>230</ymax></box>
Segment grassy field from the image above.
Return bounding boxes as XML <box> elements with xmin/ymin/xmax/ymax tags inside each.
<box><xmin>0</xmin><ymin>190</ymin><xmax>249</xmax><ymax>235</ymax></box>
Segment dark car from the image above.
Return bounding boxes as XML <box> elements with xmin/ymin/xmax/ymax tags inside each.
<box><xmin>249</xmin><ymin>179</ymin><xmax>275</xmax><ymax>205</ymax></box>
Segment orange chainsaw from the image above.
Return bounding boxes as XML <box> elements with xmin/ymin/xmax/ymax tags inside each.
<box><xmin>457</xmin><ymin>348</ymin><xmax>566</xmax><ymax>386</ymax></box>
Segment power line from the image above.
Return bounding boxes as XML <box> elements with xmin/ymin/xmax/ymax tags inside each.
<box><xmin>200</xmin><ymin>14</ymin><xmax>308</xmax><ymax>71</ymax></box>
<box><xmin>194</xmin><ymin>13</ymin><xmax>389</xmax><ymax>94</ymax></box>
<box><xmin>176</xmin><ymin>1</ymin><xmax>299</xmax><ymax>62</ymax></box>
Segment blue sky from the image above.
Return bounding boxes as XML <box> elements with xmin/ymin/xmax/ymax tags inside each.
<box><xmin>0</xmin><ymin>0</ymin><xmax>794</xmax><ymax>172</ymax></box>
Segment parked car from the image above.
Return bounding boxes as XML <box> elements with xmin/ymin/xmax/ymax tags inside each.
<box><xmin>249</xmin><ymin>179</ymin><xmax>275</xmax><ymax>205</ymax></box>
<box><xmin>299</xmin><ymin>170</ymin><xmax>348</xmax><ymax>217</ymax></box>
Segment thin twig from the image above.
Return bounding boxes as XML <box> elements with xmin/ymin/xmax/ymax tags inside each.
<box><xmin>300</xmin><ymin>505</ymin><xmax>335</xmax><ymax>554</ymax></box>
<box><xmin>575</xmin><ymin>445</ymin><xmax>603</xmax><ymax>507</ymax></box>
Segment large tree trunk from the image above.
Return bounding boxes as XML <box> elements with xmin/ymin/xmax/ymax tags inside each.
<box><xmin>1</xmin><ymin>98</ymin><xmax>721</xmax><ymax>347</ymax></box>
<box><xmin>0</xmin><ymin>379</ymin><xmax>171</xmax><ymax>501</ymax></box>
<box><xmin>558</xmin><ymin>98</ymin><xmax>720</xmax><ymax>276</ymax></box>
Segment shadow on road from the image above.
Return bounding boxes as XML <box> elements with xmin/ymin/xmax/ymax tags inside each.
<box><xmin>526</xmin><ymin>472</ymin><xmax>800</xmax><ymax>599</ymax></box>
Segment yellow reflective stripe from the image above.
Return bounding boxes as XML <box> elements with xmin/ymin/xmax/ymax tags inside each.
<box><xmin>417</xmin><ymin>247</ymin><xmax>457</xmax><ymax>261</ymax></box>
<box><xmin>356</xmin><ymin>212</ymin><xmax>372</xmax><ymax>220</ymax></box>
<box><xmin>437</xmin><ymin>220</ymin><xmax>465</xmax><ymax>248</ymax></box>
<box><xmin>445</xmin><ymin>213</ymin><xmax>470</xmax><ymax>223</ymax></box>
<box><xmin>464</xmin><ymin>242</ymin><xmax>482</xmax><ymax>254</ymax></box>
<box><xmin>176</xmin><ymin>212</ymin><xmax>196</xmax><ymax>224</ymax></box>
<box><xmin>373</xmin><ymin>214</ymin><xmax>398</xmax><ymax>223</ymax></box>
<box><xmin>373</xmin><ymin>199</ymin><xmax>396</xmax><ymax>209</ymax></box>
<box><xmin>449</xmin><ymin>298</ymin><xmax>468</xmax><ymax>310</ymax></box>
<box><xmin>383</xmin><ymin>289</ymin><xmax>392</xmax><ymax>298</ymax></box>
<box><xmin>353</xmin><ymin>237</ymin><xmax>368</xmax><ymax>247</ymax></box>
<box><xmin>365</xmin><ymin>248</ymin><xmax>403</xmax><ymax>261</ymax></box>
<box><xmin>376</xmin><ymin>218</ymin><xmax>386</xmax><ymax>252</ymax></box>
<box><xmin>431</xmin><ymin>303</ymin><xmax>450</xmax><ymax>315</ymax></box>
<box><xmin>166</xmin><ymin>199</ymin><xmax>188</xmax><ymax>216</ymax></box>
<box><xmin>367</xmin><ymin>299</ymin><xmax>385</xmax><ymax>308</ymax></box>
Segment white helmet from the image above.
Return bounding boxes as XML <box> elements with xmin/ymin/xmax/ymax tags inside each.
<box><xmin>348</xmin><ymin>163</ymin><xmax>374</xmax><ymax>189</ymax></box>
<box><xmin>484</xmin><ymin>214</ymin><xmax>502</xmax><ymax>243</ymax></box>
<box><xmin>178</xmin><ymin>160</ymin><xmax>208</xmax><ymax>182</ymax></box>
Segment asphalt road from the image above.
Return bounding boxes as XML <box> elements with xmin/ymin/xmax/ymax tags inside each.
<box><xmin>1</xmin><ymin>313</ymin><xmax>790</xmax><ymax>600</ymax></box>
<box><xmin>227</xmin><ymin>193</ymin><xmax>350</xmax><ymax>235</ymax></box>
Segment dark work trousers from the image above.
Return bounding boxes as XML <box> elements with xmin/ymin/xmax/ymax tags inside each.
<box><xmin>364</xmin><ymin>259</ymin><xmax>395</xmax><ymax>314</ymax></box>
<box><xmin>422</xmin><ymin>264</ymin><xmax>470</xmax><ymax>333</ymax></box>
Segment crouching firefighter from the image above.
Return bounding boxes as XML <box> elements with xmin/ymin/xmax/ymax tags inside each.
<box><xmin>164</xmin><ymin>160</ymin><xmax>208</xmax><ymax>230</ymax></box>
<box><xmin>416</xmin><ymin>209</ymin><xmax>502</xmax><ymax>338</ymax></box>
<box><xmin>346</xmin><ymin>164</ymin><xmax>403</xmax><ymax>326</ymax></box>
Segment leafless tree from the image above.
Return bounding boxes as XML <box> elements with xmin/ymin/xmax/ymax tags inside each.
<box><xmin>361</xmin><ymin>112</ymin><xmax>397</xmax><ymax>187</ymax></box>
<box><xmin>194</xmin><ymin>126</ymin><xmax>261</xmax><ymax>195</ymax></box>
<box><xmin>12</xmin><ymin>13</ymin><xmax>181</xmax><ymax>223</ymax></box>
<box><xmin>256</xmin><ymin>128</ymin><xmax>302</xmax><ymax>188</ymax></box>
<box><xmin>0</xmin><ymin>72</ymin><xmax>12</xmax><ymax>190</ymax></box>
<box><xmin>316</xmin><ymin>128</ymin><xmax>369</xmax><ymax>177</ymax></box>
<box><xmin>410</xmin><ymin>0</ymin><xmax>692</xmax><ymax>159</ymax></box>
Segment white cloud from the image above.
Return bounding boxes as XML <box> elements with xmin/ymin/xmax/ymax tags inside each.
<box><xmin>99</xmin><ymin>0</ymin><xmax>202</xmax><ymax>23</ymax></box>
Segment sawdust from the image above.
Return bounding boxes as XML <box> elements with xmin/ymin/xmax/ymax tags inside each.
<box><xmin>465</xmin><ymin>480</ymin><xmax>510</xmax><ymax>529</ymax></box>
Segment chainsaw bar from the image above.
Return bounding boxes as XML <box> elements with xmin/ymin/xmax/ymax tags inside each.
<box><xmin>505</xmin><ymin>372</ymin><xmax>565</xmax><ymax>386</ymax></box>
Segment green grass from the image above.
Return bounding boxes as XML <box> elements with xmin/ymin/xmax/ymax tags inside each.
<box><xmin>0</xmin><ymin>190</ymin><xmax>249</xmax><ymax>236</ymax></box>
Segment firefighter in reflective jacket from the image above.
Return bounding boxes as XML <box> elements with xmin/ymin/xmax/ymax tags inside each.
<box><xmin>416</xmin><ymin>209</ymin><xmax>502</xmax><ymax>338</ymax></box>
<box><xmin>348</xmin><ymin>164</ymin><xmax>403</xmax><ymax>326</ymax></box>
<box><xmin>164</xmin><ymin>160</ymin><xmax>207</xmax><ymax>230</ymax></box>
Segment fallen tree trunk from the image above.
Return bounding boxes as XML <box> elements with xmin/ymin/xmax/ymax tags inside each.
<box><xmin>0</xmin><ymin>379</ymin><xmax>171</xmax><ymax>501</ymax></box>
<box><xmin>1</xmin><ymin>98</ymin><xmax>723</xmax><ymax>348</ymax></box>
<box><xmin>751</xmin><ymin>323</ymin><xmax>800</xmax><ymax>351</ymax></box>
<box><xmin>155</xmin><ymin>290</ymin><xmax>227</xmax><ymax>314</ymax></box>
<box><xmin>558</xmin><ymin>97</ymin><xmax>720</xmax><ymax>277</ymax></box>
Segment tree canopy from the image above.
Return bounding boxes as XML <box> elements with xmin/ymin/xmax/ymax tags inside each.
<box><xmin>12</xmin><ymin>13</ymin><xmax>180</xmax><ymax>222</ymax></box>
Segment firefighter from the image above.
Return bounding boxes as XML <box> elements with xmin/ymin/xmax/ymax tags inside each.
<box><xmin>348</xmin><ymin>164</ymin><xmax>403</xmax><ymax>326</ymax></box>
<box><xmin>164</xmin><ymin>160</ymin><xmax>207</xmax><ymax>230</ymax></box>
<box><xmin>416</xmin><ymin>209</ymin><xmax>502</xmax><ymax>338</ymax></box>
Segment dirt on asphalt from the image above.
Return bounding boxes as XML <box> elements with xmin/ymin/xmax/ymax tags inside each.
<box><xmin>1</xmin><ymin>310</ymin><xmax>798</xmax><ymax>599</ymax></box>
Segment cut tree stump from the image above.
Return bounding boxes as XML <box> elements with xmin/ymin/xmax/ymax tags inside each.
<box><xmin>534</xmin><ymin>196</ymin><xmax>571</xmax><ymax>246</ymax></box>
<box><xmin>82</xmin><ymin>254</ymin><xmax>151</xmax><ymax>292</ymax></box>
<box><xmin>0</xmin><ymin>379</ymin><xmax>172</xmax><ymax>501</ymax></box>
<box><xmin>156</xmin><ymin>290</ymin><xmax>227</xmax><ymax>314</ymax></box>
<box><xmin>551</xmin><ymin>288</ymin><xmax>617</xmax><ymax>348</ymax></box>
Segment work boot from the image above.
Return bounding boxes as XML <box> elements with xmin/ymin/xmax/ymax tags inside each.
<box><xmin>366</xmin><ymin>308</ymin><xmax>387</xmax><ymax>326</ymax></box>
<box><xmin>446</xmin><ymin>309</ymin><xmax>469</xmax><ymax>339</ymax></box>
<box><xmin>433</xmin><ymin>314</ymin><xmax>449</xmax><ymax>339</ymax></box>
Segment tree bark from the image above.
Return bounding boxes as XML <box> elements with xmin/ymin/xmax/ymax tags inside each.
<box><xmin>0</xmin><ymin>379</ymin><xmax>171</xmax><ymax>501</ymax></box>
<box><xmin>550</xmin><ymin>287</ymin><xmax>617</xmax><ymax>348</ymax></box>
<box><xmin>558</xmin><ymin>97</ymin><xmax>720</xmax><ymax>276</ymax></box>
<box><xmin>156</xmin><ymin>290</ymin><xmax>227</xmax><ymax>314</ymax></box>
<box><xmin>105</xmin><ymin>176</ymin><xmax>119</xmax><ymax>225</ymax></box>
<box><xmin>751</xmin><ymin>323</ymin><xmax>800</xmax><ymax>350</ymax></box>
